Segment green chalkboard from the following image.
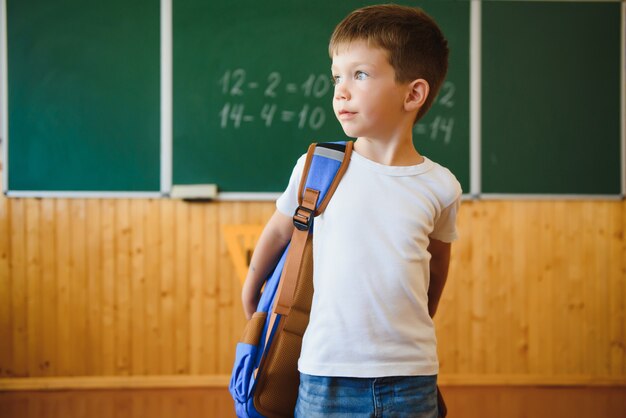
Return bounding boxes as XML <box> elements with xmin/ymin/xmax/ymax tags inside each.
<box><xmin>482</xmin><ymin>1</ymin><xmax>622</xmax><ymax>195</ymax></box>
<box><xmin>7</xmin><ymin>1</ymin><xmax>622</xmax><ymax>196</ymax></box>
<box><xmin>7</xmin><ymin>0</ymin><xmax>160</xmax><ymax>192</ymax></box>
<box><xmin>173</xmin><ymin>0</ymin><xmax>470</xmax><ymax>193</ymax></box>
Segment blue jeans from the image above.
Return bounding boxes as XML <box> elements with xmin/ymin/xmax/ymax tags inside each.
<box><xmin>294</xmin><ymin>373</ymin><xmax>438</xmax><ymax>418</ymax></box>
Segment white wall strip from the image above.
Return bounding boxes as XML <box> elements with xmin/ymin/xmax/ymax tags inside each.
<box><xmin>480</xmin><ymin>194</ymin><xmax>623</xmax><ymax>201</ymax></box>
<box><xmin>470</xmin><ymin>0</ymin><xmax>481</xmax><ymax>198</ymax></box>
<box><xmin>217</xmin><ymin>192</ymin><xmax>281</xmax><ymax>202</ymax></box>
<box><xmin>160</xmin><ymin>0</ymin><xmax>173</xmax><ymax>196</ymax></box>
<box><xmin>1</xmin><ymin>0</ymin><xmax>8</xmax><ymax>194</ymax></box>
<box><xmin>6</xmin><ymin>191</ymin><xmax>162</xmax><ymax>199</ymax></box>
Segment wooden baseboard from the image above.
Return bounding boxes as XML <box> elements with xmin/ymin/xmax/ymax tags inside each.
<box><xmin>437</xmin><ymin>374</ymin><xmax>626</xmax><ymax>387</ymax></box>
<box><xmin>0</xmin><ymin>375</ymin><xmax>231</xmax><ymax>391</ymax></box>
<box><xmin>1</xmin><ymin>374</ymin><xmax>625</xmax><ymax>391</ymax></box>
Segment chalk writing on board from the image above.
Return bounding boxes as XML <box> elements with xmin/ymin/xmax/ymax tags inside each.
<box><xmin>218</xmin><ymin>69</ymin><xmax>456</xmax><ymax>143</ymax></box>
<box><xmin>219</xmin><ymin>70</ymin><xmax>332</xmax><ymax>98</ymax></box>
<box><xmin>219</xmin><ymin>102</ymin><xmax>326</xmax><ymax>130</ymax></box>
<box><xmin>218</xmin><ymin>69</ymin><xmax>331</xmax><ymax>130</ymax></box>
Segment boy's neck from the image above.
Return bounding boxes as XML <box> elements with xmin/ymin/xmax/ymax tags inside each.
<box><xmin>354</xmin><ymin>128</ymin><xmax>423</xmax><ymax>167</ymax></box>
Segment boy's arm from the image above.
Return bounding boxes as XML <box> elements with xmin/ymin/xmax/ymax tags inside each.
<box><xmin>241</xmin><ymin>209</ymin><xmax>295</xmax><ymax>320</ymax></box>
<box><xmin>427</xmin><ymin>238</ymin><xmax>451</xmax><ymax>318</ymax></box>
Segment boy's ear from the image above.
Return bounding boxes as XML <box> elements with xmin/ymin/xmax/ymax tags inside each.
<box><xmin>404</xmin><ymin>79</ymin><xmax>430</xmax><ymax>113</ymax></box>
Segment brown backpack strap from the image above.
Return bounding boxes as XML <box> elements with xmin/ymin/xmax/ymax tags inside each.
<box><xmin>274</xmin><ymin>187</ymin><xmax>319</xmax><ymax>316</ymax></box>
<box><xmin>275</xmin><ymin>141</ymin><xmax>353</xmax><ymax>317</ymax></box>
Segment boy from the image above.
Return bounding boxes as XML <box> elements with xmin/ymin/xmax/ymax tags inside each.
<box><xmin>242</xmin><ymin>4</ymin><xmax>461</xmax><ymax>417</ymax></box>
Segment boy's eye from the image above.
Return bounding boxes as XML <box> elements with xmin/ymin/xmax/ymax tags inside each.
<box><xmin>355</xmin><ymin>71</ymin><xmax>368</xmax><ymax>80</ymax></box>
<box><xmin>332</xmin><ymin>75</ymin><xmax>343</xmax><ymax>86</ymax></box>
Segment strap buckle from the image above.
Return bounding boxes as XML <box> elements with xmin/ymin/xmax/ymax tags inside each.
<box><xmin>293</xmin><ymin>205</ymin><xmax>314</xmax><ymax>231</ymax></box>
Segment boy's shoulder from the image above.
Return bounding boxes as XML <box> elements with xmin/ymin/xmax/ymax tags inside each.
<box><xmin>288</xmin><ymin>151</ymin><xmax>462</xmax><ymax>207</ymax></box>
<box><xmin>423</xmin><ymin>157</ymin><xmax>463</xmax><ymax>207</ymax></box>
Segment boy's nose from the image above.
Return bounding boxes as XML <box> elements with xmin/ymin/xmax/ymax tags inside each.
<box><xmin>334</xmin><ymin>84</ymin><xmax>350</xmax><ymax>101</ymax></box>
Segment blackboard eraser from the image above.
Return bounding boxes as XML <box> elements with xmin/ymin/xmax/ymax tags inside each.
<box><xmin>171</xmin><ymin>184</ymin><xmax>218</xmax><ymax>201</ymax></box>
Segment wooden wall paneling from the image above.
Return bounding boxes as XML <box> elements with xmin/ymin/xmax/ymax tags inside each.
<box><xmin>550</xmin><ymin>201</ymin><xmax>564</xmax><ymax>376</ymax></box>
<box><xmin>599</xmin><ymin>202</ymin><xmax>613</xmax><ymax>376</ymax></box>
<box><xmin>527</xmin><ymin>201</ymin><xmax>548</xmax><ymax>375</ymax></box>
<box><xmin>589</xmin><ymin>202</ymin><xmax>607</xmax><ymax>377</ymax></box>
<box><xmin>114</xmin><ymin>199</ymin><xmax>131</xmax><ymax>375</ymax></box>
<box><xmin>487</xmin><ymin>202</ymin><xmax>503</xmax><ymax>374</ymax></box>
<box><xmin>556</xmin><ymin>201</ymin><xmax>573</xmax><ymax>375</ymax></box>
<box><xmin>0</xmin><ymin>184</ymin><xmax>11</xmax><ymax>377</ymax></box>
<box><xmin>174</xmin><ymin>201</ymin><xmax>190</xmax><ymax>375</ymax></box>
<box><xmin>604</xmin><ymin>203</ymin><xmax>626</xmax><ymax>376</ymax></box>
<box><xmin>1</xmin><ymin>192</ymin><xmax>11</xmax><ymax>378</ymax></box>
<box><xmin>217</xmin><ymin>203</ymin><xmax>239</xmax><ymax>374</ymax></box>
<box><xmin>512</xmin><ymin>202</ymin><xmax>530</xmax><ymax>374</ymax></box>
<box><xmin>490</xmin><ymin>202</ymin><xmax>504</xmax><ymax>373</ymax></box>
<box><xmin>85</xmin><ymin>200</ymin><xmax>102</xmax><ymax>376</ymax></box>
<box><xmin>472</xmin><ymin>202</ymin><xmax>489</xmax><ymax>373</ymax></box>
<box><xmin>54</xmin><ymin>200</ymin><xmax>71</xmax><ymax>377</ymax></box>
<box><xmin>482</xmin><ymin>201</ymin><xmax>497</xmax><ymax>374</ymax></box>
<box><xmin>101</xmin><ymin>200</ymin><xmax>116</xmax><ymax>375</ymax></box>
<box><xmin>217</xmin><ymin>203</ymin><xmax>232</xmax><ymax>375</ymax></box>
<box><xmin>455</xmin><ymin>202</ymin><xmax>475</xmax><ymax>374</ymax></box>
<box><xmin>72</xmin><ymin>200</ymin><xmax>88</xmax><ymax>375</ymax></box>
<box><xmin>607</xmin><ymin>201</ymin><xmax>624</xmax><ymax>377</ymax></box>
<box><xmin>584</xmin><ymin>201</ymin><xmax>601</xmax><ymax>376</ymax></box>
<box><xmin>611</xmin><ymin>203</ymin><xmax>626</xmax><ymax>376</ymax></box>
<box><xmin>1</xmin><ymin>198</ymin><xmax>626</xmax><ymax>385</ymax></box>
<box><xmin>202</xmin><ymin>203</ymin><xmax>219</xmax><ymax>374</ymax></box>
<box><xmin>144</xmin><ymin>199</ymin><xmax>162</xmax><ymax>374</ymax></box>
<box><xmin>130</xmin><ymin>199</ymin><xmax>146</xmax><ymax>375</ymax></box>
<box><xmin>25</xmin><ymin>199</ymin><xmax>41</xmax><ymax>378</ymax></box>
<box><xmin>39</xmin><ymin>198</ymin><xmax>56</xmax><ymax>377</ymax></box>
<box><xmin>495</xmin><ymin>201</ymin><xmax>512</xmax><ymax>374</ymax></box>
<box><xmin>444</xmin><ymin>201</ymin><xmax>464</xmax><ymax>373</ymax></box>
<box><xmin>160</xmin><ymin>199</ymin><xmax>175</xmax><ymax>374</ymax></box>
<box><xmin>608</xmin><ymin>202</ymin><xmax>625</xmax><ymax>376</ymax></box>
<box><xmin>188</xmin><ymin>202</ymin><xmax>204</xmax><ymax>374</ymax></box>
<box><xmin>575</xmin><ymin>202</ymin><xmax>593</xmax><ymax>376</ymax></box>
<box><xmin>584</xmin><ymin>202</ymin><xmax>598</xmax><ymax>376</ymax></box>
<box><xmin>497</xmin><ymin>202</ymin><xmax>513</xmax><ymax>374</ymax></box>
<box><xmin>9</xmin><ymin>198</ymin><xmax>26</xmax><ymax>377</ymax></box>
<box><xmin>542</xmin><ymin>201</ymin><xmax>559</xmax><ymax>377</ymax></box>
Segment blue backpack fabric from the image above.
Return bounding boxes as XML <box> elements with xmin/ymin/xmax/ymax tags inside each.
<box><xmin>229</xmin><ymin>141</ymin><xmax>353</xmax><ymax>418</ymax></box>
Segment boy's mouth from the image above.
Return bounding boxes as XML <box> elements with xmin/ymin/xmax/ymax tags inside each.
<box><xmin>338</xmin><ymin>110</ymin><xmax>357</xmax><ymax>120</ymax></box>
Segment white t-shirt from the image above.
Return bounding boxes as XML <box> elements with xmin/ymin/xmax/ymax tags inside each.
<box><xmin>276</xmin><ymin>149</ymin><xmax>462</xmax><ymax>378</ymax></box>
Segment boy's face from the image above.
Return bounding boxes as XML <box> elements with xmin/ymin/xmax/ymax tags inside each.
<box><xmin>331</xmin><ymin>40</ymin><xmax>411</xmax><ymax>140</ymax></box>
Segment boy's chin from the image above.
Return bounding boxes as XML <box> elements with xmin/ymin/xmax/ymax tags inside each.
<box><xmin>338</xmin><ymin>126</ymin><xmax>360</xmax><ymax>139</ymax></box>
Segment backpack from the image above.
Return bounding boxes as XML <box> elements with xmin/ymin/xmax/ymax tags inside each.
<box><xmin>229</xmin><ymin>141</ymin><xmax>353</xmax><ymax>418</ymax></box>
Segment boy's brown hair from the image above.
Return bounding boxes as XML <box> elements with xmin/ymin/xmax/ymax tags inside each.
<box><xmin>329</xmin><ymin>4</ymin><xmax>449</xmax><ymax>123</ymax></box>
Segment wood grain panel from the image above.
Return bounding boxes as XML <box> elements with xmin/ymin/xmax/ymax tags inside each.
<box><xmin>0</xmin><ymin>162</ymin><xmax>624</xmax><ymax>387</ymax></box>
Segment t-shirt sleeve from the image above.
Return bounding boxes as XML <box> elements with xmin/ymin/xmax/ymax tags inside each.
<box><xmin>429</xmin><ymin>195</ymin><xmax>461</xmax><ymax>243</ymax></box>
<box><xmin>276</xmin><ymin>154</ymin><xmax>307</xmax><ymax>216</ymax></box>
